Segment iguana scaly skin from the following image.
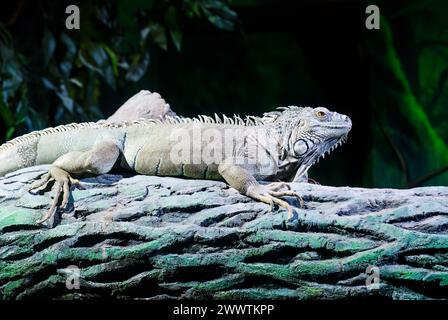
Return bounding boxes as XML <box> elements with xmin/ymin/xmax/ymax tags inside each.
<box><xmin>0</xmin><ymin>106</ymin><xmax>351</xmax><ymax>225</ymax></box>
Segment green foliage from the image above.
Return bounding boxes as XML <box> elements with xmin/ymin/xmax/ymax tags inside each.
<box><xmin>0</xmin><ymin>0</ymin><xmax>237</xmax><ymax>138</ymax></box>
<box><xmin>365</xmin><ymin>1</ymin><xmax>448</xmax><ymax>187</ymax></box>
<box><xmin>0</xmin><ymin>25</ymin><xmax>29</xmax><ymax>140</ymax></box>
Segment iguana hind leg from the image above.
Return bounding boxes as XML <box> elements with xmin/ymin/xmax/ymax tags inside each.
<box><xmin>29</xmin><ymin>140</ymin><xmax>121</xmax><ymax>224</ymax></box>
<box><xmin>218</xmin><ymin>161</ymin><xmax>303</xmax><ymax>220</ymax></box>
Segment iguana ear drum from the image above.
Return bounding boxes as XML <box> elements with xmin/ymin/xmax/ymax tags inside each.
<box><xmin>293</xmin><ymin>139</ymin><xmax>310</xmax><ymax>156</ymax></box>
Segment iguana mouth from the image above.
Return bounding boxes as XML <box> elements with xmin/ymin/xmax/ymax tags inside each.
<box><xmin>321</xmin><ymin>124</ymin><xmax>352</xmax><ymax>129</ymax></box>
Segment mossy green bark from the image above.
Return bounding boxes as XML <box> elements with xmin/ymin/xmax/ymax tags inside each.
<box><xmin>1</xmin><ymin>167</ymin><xmax>448</xmax><ymax>299</ymax></box>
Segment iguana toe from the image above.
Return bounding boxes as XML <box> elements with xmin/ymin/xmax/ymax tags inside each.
<box><xmin>266</xmin><ymin>181</ymin><xmax>291</xmax><ymax>192</ymax></box>
<box><xmin>31</xmin><ymin>167</ymin><xmax>83</xmax><ymax>224</ymax></box>
<box><xmin>270</xmin><ymin>190</ymin><xmax>304</xmax><ymax>208</ymax></box>
<box><xmin>247</xmin><ymin>183</ymin><xmax>301</xmax><ymax>219</ymax></box>
<box><xmin>29</xmin><ymin>173</ymin><xmax>54</xmax><ymax>194</ymax></box>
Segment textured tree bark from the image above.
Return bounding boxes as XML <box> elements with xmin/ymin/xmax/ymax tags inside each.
<box><xmin>0</xmin><ymin>166</ymin><xmax>447</xmax><ymax>300</ymax></box>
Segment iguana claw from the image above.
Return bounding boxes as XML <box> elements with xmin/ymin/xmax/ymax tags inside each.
<box><xmin>29</xmin><ymin>167</ymin><xmax>83</xmax><ymax>224</ymax></box>
<box><xmin>247</xmin><ymin>182</ymin><xmax>304</xmax><ymax>220</ymax></box>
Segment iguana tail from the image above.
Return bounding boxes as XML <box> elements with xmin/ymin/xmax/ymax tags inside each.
<box><xmin>0</xmin><ymin>135</ymin><xmax>39</xmax><ymax>176</ymax></box>
<box><xmin>0</xmin><ymin>124</ymin><xmax>79</xmax><ymax>177</ymax></box>
<box><xmin>0</xmin><ymin>122</ymin><xmax>125</xmax><ymax>177</ymax></box>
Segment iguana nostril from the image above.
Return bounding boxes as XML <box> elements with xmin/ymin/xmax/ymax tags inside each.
<box><xmin>343</xmin><ymin>115</ymin><xmax>352</xmax><ymax>129</ymax></box>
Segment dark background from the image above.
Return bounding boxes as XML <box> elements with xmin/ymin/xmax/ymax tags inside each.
<box><xmin>1</xmin><ymin>0</ymin><xmax>447</xmax><ymax>188</ymax></box>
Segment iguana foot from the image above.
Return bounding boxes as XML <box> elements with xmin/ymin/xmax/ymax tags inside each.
<box><xmin>29</xmin><ymin>167</ymin><xmax>83</xmax><ymax>224</ymax></box>
<box><xmin>247</xmin><ymin>182</ymin><xmax>304</xmax><ymax>220</ymax></box>
<box><xmin>267</xmin><ymin>182</ymin><xmax>304</xmax><ymax>208</ymax></box>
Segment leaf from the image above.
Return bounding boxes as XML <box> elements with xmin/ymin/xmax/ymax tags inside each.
<box><xmin>0</xmin><ymin>91</ymin><xmax>14</xmax><ymax>127</ymax></box>
<box><xmin>149</xmin><ymin>23</ymin><xmax>168</xmax><ymax>51</ymax></box>
<box><xmin>116</xmin><ymin>0</ymin><xmax>153</xmax><ymax>48</ymax></box>
<box><xmin>0</xmin><ymin>105</ymin><xmax>14</xmax><ymax>127</ymax></box>
<box><xmin>90</xmin><ymin>44</ymin><xmax>109</xmax><ymax>70</ymax></box>
<box><xmin>103</xmin><ymin>65</ymin><xmax>116</xmax><ymax>89</ymax></box>
<box><xmin>185</xmin><ymin>0</ymin><xmax>202</xmax><ymax>17</ymax></box>
<box><xmin>55</xmin><ymin>105</ymin><xmax>65</xmax><ymax>123</ymax></box>
<box><xmin>78</xmin><ymin>48</ymin><xmax>103</xmax><ymax>75</ymax></box>
<box><xmin>141</xmin><ymin>27</ymin><xmax>151</xmax><ymax>41</ymax></box>
<box><xmin>102</xmin><ymin>44</ymin><xmax>119</xmax><ymax>76</ymax></box>
<box><xmin>165</xmin><ymin>6</ymin><xmax>183</xmax><ymax>51</ymax></box>
<box><xmin>69</xmin><ymin>78</ymin><xmax>83</xmax><ymax>88</ymax></box>
<box><xmin>125</xmin><ymin>53</ymin><xmax>150</xmax><ymax>82</ymax></box>
<box><xmin>42</xmin><ymin>28</ymin><xmax>56</xmax><ymax>67</ymax></box>
<box><xmin>26</xmin><ymin>108</ymin><xmax>46</xmax><ymax>132</ymax></box>
<box><xmin>78</xmin><ymin>43</ymin><xmax>116</xmax><ymax>88</ymax></box>
<box><xmin>199</xmin><ymin>0</ymin><xmax>237</xmax><ymax>31</ymax></box>
<box><xmin>56</xmin><ymin>92</ymin><xmax>74</xmax><ymax>112</ymax></box>
<box><xmin>41</xmin><ymin>77</ymin><xmax>56</xmax><ymax>91</ymax></box>
<box><xmin>0</xmin><ymin>24</ymin><xmax>12</xmax><ymax>45</ymax></box>
<box><xmin>61</xmin><ymin>33</ymin><xmax>77</xmax><ymax>60</ymax></box>
<box><xmin>55</xmin><ymin>83</ymin><xmax>74</xmax><ymax>112</ymax></box>
<box><xmin>14</xmin><ymin>101</ymin><xmax>28</xmax><ymax>126</ymax></box>
<box><xmin>118</xmin><ymin>60</ymin><xmax>130</xmax><ymax>70</ymax></box>
<box><xmin>59</xmin><ymin>33</ymin><xmax>77</xmax><ymax>77</ymax></box>
<box><xmin>1</xmin><ymin>46</ymin><xmax>24</xmax><ymax>86</ymax></box>
<box><xmin>6</xmin><ymin>127</ymin><xmax>15</xmax><ymax>140</ymax></box>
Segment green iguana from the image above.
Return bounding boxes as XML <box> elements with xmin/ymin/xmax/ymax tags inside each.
<box><xmin>0</xmin><ymin>106</ymin><xmax>351</xmax><ymax>225</ymax></box>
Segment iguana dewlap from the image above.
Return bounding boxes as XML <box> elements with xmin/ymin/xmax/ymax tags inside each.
<box><xmin>0</xmin><ymin>106</ymin><xmax>351</xmax><ymax>225</ymax></box>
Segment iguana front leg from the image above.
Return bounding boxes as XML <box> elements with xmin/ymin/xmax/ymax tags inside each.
<box><xmin>29</xmin><ymin>140</ymin><xmax>121</xmax><ymax>224</ymax></box>
<box><xmin>218</xmin><ymin>160</ymin><xmax>303</xmax><ymax>219</ymax></box>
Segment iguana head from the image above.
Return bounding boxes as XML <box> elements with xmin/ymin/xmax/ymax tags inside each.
<box><xmin>263</xmin><ymin>106</ymin><xmax>352</xmax><ymax>178</ymax></box>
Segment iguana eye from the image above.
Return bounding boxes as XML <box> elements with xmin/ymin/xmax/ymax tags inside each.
<box><xmin>316</xmin><ymin>110</ymin><xmax>326</xmax><ymax>118</ymax></box>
